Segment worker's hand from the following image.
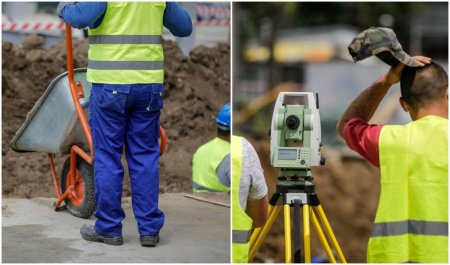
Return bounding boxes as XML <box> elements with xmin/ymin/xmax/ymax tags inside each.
<box><xmin>383</xmin><ymin>56</ymin><xmax>432</xmax><ymax>86</ymax></box>
<box><xmin>57</xmin><ymin>2</ymin><xmax>75</xmax><ymax>18</ymax></box>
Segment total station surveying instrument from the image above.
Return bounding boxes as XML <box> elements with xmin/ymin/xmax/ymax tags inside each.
<box><xmin>249</xmin><ymin>92</ymin><xmax>346</xmax><ymax>263</ymax></box>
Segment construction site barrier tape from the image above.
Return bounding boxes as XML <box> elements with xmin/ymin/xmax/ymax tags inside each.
<box><xmin>3</xmin><ymin>4</ymin><xmax>230</xmax><ymax>32</ymax></box>
<box><xmin>2</xmin><ymin>19</ymin><xmax>228</xmax><ymax>32</ymax></box>
<box><xmin>196</xmin><ymin>4</ymin><xmax>230</xmax><ymax>19</ymax></box>
<box><xmin>194</xmin><ymin>19</ymin><xmax>230</xmax><ymax>26</ymax></box>
<box><xmin>2</xmin><ymin>21</ymin><xmax>65</xmax><ymax>32</ymax></box>
<box><xmin>196</xmin><ymin>4</ymin><xmax>230</xmax><ymax>26</ymax></box>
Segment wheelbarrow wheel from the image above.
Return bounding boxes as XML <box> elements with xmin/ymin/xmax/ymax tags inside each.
<box><xmin>61</xmin><ymin>157</ymin><xmax>95</xmax><ymax>218</ymax></box>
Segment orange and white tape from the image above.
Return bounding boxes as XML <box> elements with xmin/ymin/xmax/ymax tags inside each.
<box><xmin>194</xmin><ymin>19</ymin><xmax>230</xmax><ymax>26</ymax></box>
<box><xmin>195</xmin><ymin>4</ymin><xmax>230</xmax><ymax>27</ymax></box>
<box><xmin>196</xmin><ymin>5</ymin><xmax>230</xmax><ymax>19</ymax></box>
<box><xmin>2</xmin><ymin>21</ymin><xmax>65</xmax><ymax>32</ymax></box>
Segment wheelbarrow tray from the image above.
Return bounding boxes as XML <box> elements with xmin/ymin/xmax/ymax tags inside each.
<box><xmin>11</xmin><ymin>68</ymin><xmax>91</xmax><ymax>154</ymax></box>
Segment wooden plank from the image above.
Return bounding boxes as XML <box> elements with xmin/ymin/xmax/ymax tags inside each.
<box><xmin>184</xmin><ymin>194</ymin><xmax>230</xmax><ymax>208</ymax></box>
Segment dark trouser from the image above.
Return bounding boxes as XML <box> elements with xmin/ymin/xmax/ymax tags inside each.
<box><xmin>89</xmin><ymin>83</ymin><xmax>165</xmax><ymax>237</ymax></box>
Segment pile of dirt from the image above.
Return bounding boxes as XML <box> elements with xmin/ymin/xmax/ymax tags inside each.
<box><xmin>2</xmin><ymin>34</ymin><xmax>229</xmax><ymax>198</ymax></box>
<box><xmin>160</xmin><ymin>40</ymin><xmax>230</xmax><ymax>192</ymax></box>
<box><xmin>250</xmin><ymin>139</ymin><xmax>380</xmax><ymax>263</ymax></box>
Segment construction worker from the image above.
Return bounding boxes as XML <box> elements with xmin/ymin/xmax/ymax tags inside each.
<box><xmin>58</xmin><ymin>2</ymin><xmax>192</xmax><ymax>247</ymax></box>
<box><xmin>192</xmin><ymin>103</ymin><xmax>231</xmax><ymax>192</ymax></box>
<box><xmin>339</xmin><ymin>28</ymin><xmax>448</xmax><ymax>262</ymax></box>
<box><xmin>232</xmin><ymin>135</ymin><xmax>269</xmax><ymax>263</ymax></box>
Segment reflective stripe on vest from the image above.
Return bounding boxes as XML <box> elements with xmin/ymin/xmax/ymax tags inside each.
<box><xmin>87</xmin><ymin>2</ymin><xmax>165</xmax><ymax>84</ymax></box>
<box><xmin>88</xmin><ymin>60</ymin><xmax>164</xmax><ymax>70</ymax></box>
<box><xmin>372</xmin><ymin>220</ymin><xmax>448</xmax><ymax>237</ymax></box>
<box><xmin>367</xmin><ymin>115</ymin><xmax>448</xmax><ymax>263</ymax></box>
<box><xmin>89</xmin><ymin>35</ymin><xmax>162</xmax><ymax>45</ymax></box>
<box><xmin>231</xmin><ymin>136</ymin><xmax>253</xmax><ymax>263</ymax></box>
<box><xmin>192</xmin><ymin>137</ymin><xmax>230</xmax><ymax>193</ymax></box>
<box><xmin>232</xmin><ymin>230</ymin><xmax>252</xmax><ymax>244</ymax></box>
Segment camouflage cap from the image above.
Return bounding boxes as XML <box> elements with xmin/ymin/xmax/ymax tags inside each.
<box><xmin>348</xmin><ymin>27</ymin><xmax>420</xmax><ymax>67</ymax></box>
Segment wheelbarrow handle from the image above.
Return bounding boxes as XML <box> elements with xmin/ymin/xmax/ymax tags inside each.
<box><xmin>65</xmin><ymin>25</ymin><xmax>75</xmax><ymax>84</ymax></box>
<box><xmin>159</xmin><ymin>126</ymin><xmax>167</xmax><ymax>155</ymax></box>
<box><xmin>65</xmin><ymin>24</ymin><xmax>94</xmax><ymax>163</ymax></box>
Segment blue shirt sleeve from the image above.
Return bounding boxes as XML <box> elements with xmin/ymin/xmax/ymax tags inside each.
<box><xmin>59</xmin><ymin>2</ymin><xmax>107</xmax><ymax>29</ymax></box>
<box><xmin>60</xmin><ymin>2</ymin><xmax>192</xmax><ymax>36</ymax></box>
<box><xmin>163</xmin><ymin>2</ymin><xmax>193</xmax><ymax>37</ymax></box>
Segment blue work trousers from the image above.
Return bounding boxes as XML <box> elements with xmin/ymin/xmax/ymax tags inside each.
<box><xmin>89</xmin><ymin>83</ymin><xmax>165</xmax><ymax>237</ymax></box>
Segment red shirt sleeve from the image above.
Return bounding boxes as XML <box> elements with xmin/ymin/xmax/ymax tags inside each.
<box><xmin>342</xmin><ymin>118</ymin><xmax>382</xmax><ymax>168</ymax></box>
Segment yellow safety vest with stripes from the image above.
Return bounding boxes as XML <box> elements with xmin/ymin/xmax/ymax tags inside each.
<box><xmin>192</xmin><ymin>137</ymin><xmax>230</xmax><ymax>192</ymax></box>
<box><xmin>87</xmin><ymin>2</ymin><xmax>165</xmax><ymax>84</ymax></box>
<box><xmin>367</xmin><ymin>115</ymin><xmax>448</xmax><ymax>263</ymax></box>
<box><xmin>231</xmin><ymin>136</ymin><xmax>253</xmax><ymax>263</ymax></box>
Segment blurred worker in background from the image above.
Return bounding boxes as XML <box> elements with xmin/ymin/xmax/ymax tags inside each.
<box><xmin>338</xmin><ymin>45</ymin><xmax>448</xmax><ymax>263</ymax></box>
<box><xmin>231</xmin><ymin>135</ymin><xmax>268</xmax><ymax>263</ymax></box>
<box><xmin>58</xmin><ymin>2</ymin><xmax>192</xmax><ymax>247</ymax></box>
<box><xmin>192</xmin><ymin>103</ymin><xmax>231</xmax><ymax>192</ymax></box>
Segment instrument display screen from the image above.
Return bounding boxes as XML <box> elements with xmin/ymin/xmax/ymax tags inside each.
<box><xmin>278</xmin><ymin>149</ymin><xmax>297</xmax><ymax>160</ymax></box>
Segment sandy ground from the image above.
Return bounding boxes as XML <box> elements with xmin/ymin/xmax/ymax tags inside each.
<box><xmin>2</xmin><ymin>193</ymin><xmax>230</xmax><ymax>263</ymax></box>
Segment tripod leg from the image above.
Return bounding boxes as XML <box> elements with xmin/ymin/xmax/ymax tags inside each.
<box><xmin>250</xmin><ymin>192</ymin><xmax>281</xmax><ymax>250</ymax></box>
<box><xmin>249</xmin><ymin>205</ymin><xmax>273</xmax><ymax>248</ymax></box>
<box><xmin>248</xmin><ymin>205</ymin><xmax>282</xmax><ymax>262</ymax></box>
<box><xmin>303</xmin><ymin>204</ymin><xmax>311</xmax><ymax>263</ymax></box>
<box><xmin>293</xmin><ymin>200</ymin><xmax>302</xmax><ymax>263</ymax></box>
<box><xmin>310</xmin><ymin>208</ymin><xmax>337</xmax><ymax>263</ymax></box>
<box><xmin>314</xmin><ymin>205</ymin><xmax>347</xmax><ymax>263</ymax></box>
<box><xmin>284</xmin><ymin>204</ymin><xmax>293</xmax><ymax>263</ymax></box>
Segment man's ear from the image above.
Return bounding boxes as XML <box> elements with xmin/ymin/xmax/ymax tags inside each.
<box><xmin>399</xmin><ymin>97</ymin><xmax>409</xmax><ymax>112</ymax></box>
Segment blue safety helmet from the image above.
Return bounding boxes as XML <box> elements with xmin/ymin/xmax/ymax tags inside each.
<box><xmin>216</xmin><ymin>103</ymin><xmax>230</xmax><ymax>131</ymax></box>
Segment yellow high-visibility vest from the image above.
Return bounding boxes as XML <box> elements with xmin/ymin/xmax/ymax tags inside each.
<box><xmin>367</xmin><ymin>115</ymin><xmax>448</xmax><ymax>263</ymax></box>
<box><xmin>87</xmin><ymin>2</ymin><xmax>165</xmax><ymax>84</ymax></box>
<box><xmin>231</xmin><ymin>135</ymin><xmax>253</xmax><ymax>263</ymax></box>
<box><xmin>192</xmin><ymin>137</ymin><xmax>230</xmax><ymax>192</ymax></box>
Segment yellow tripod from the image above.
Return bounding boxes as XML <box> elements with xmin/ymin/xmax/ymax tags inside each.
<box><xmin>248</xmin><ymin>180</ymin><xmax>347</xmax><ymax>263</ymax></box>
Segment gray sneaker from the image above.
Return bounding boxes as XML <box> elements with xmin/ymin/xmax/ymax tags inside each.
<box><xmin>80</xmin><ymin>224</ymin><xmax>123</xmax><ymax>246</ymax></box>
<box><xmin>140</xmin><ymin>235</ymin><xmax>160</xmax><ymax>247</ymax></box>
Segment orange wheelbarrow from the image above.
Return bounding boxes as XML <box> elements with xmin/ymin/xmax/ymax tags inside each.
<box><xmin>11</xmin><ymin>24</ymin><xmax>167</xmax><ymax>218</ymax></box>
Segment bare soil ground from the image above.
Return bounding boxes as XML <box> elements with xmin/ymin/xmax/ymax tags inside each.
<box><xmin>2</xmin><ymin>35</ymin><xmax>230</xmax><ymax>198</ymax></box>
